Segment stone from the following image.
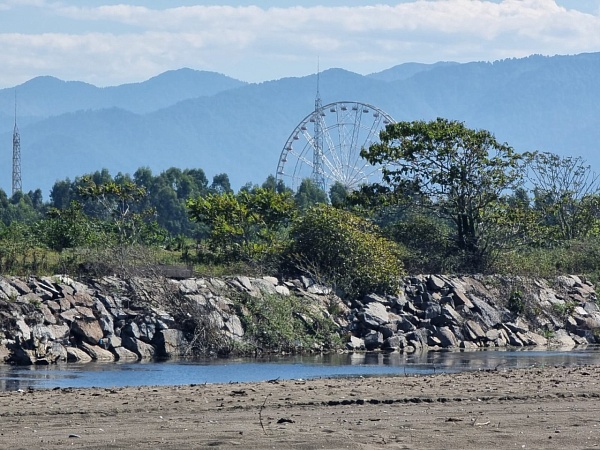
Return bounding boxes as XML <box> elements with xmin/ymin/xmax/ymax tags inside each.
<box><xmin>501</xmin><ymin>326</ymin><xmax>524</xmax><ymax>346</ymax></box>
<box><xmin>395</xmin><ymin>316</ymin><xmax>416</xmax><ymax>332</ymax></box>
<box><xmin>358</xmin><ymin>302</ymin><xmax>389</xmax><ymax>328</ymax></box>
<box><xmin>122</xmin><ymin>322</ymin><xmax>141</xmax><ymax>339</ymax></box>
<box><xmin>59</xmin><ymin>308</ymin><xmax>80</xmax><ymax>323</ymax></box>
<box><xmin>460</xmin><ymin>341</ymin><xmax>479</xmax><ymax>349</ymax></box>
<box><xmin>583</xmin><ymin>302</ymin><xmax>600</xmax><ymax>314</ymax></box>
<box><xmin>431</xmin><ymin>304</ymin><xmax>463</xmax><ymax>327</ymax></box>
<box><xmin>80</xmin><ymin>342</ymin><xmax>115</xmax><ymax>361</ymax></box>
<box><xmin>363</xmin><ymin>293</ymin><xmax>387</xmax><ymax>304</ymax></box>
<box><xmin>434</xmin><ymin>327</ymin><xmax>459</xmax><ymax>348</ymax></box>
<box><xmin>112</xmin><ymin>346</ymin><xmax>139</xmax><ymax>361</ymax></box>
<box><xmin>66</xmin><ymin>346</ymin><xmax>93</xmax><ymax>363</ymax></box>
<box><xmin>223</xmin><ymin>313</ymin><xmax>244</xmax><ymax>338</ymax></box>
<box><xmin>72</xmin><ymin>291</ymin><xmax>95</xmax><ymax>307</ymax></box>
<box><xmin>464</xmin><ymin>320</ymin><xmax>486</xmax><ymax>341</ymax></box>
<box><xmin>275</xmin><ymin>285</ymin><xmax>290</xmax><ymax>296</ymax></box>
<box><xmin>505</xmin><ymin>317</ymin><xmax>530</xmax><ymax>333</ymax></box>
<box><xmin>14</xmin><ymin>319</ymin><xmax>31</xmax><ymax>340</ymax></box>
<box><xmin>382</xmin><ymin>335</ymin><xmax>406</xmax><ymax>351</ymax></box>
<box><xmin>122</xmin><ymin>336</ymin><xmax>156</xmax><ymax>359</ymax></box>
<box><xmin>46</xmin><ymin>300</ymin><xmax>61</xmax><ymax>313</ymax></box>
<box><xmin>58</xmin><ymin>297</ymin><xmax>72</xmax><ymax>311</ymax></box>
<box><xmin>262</xmin><ymin>276</ymin><xmax>279</xmax><ymax>286</ymax></box>
<box><xmin>451</xmin><ymin>289</ymin><xmax>474</xmax><ymax>309</ymax></box>
<box><xmin>471</xmin><ymin>297</ymin><xmax>503</xmax><ymax>328</ymax></box>
<box><xmin>363</xmin><ymin>330</ymin><xmax>384</xmax><ymax>350</ymax></box>
<box><xmin>0</xmin><ymin>279</ymin><xmax>22</xmax><ymax>300</ymax></box>
<box><xmin>72</xmin><ymin>319</ymin><xmax>104</xmax><ymax>345</ymax></box>
<box><xmin>425</xmin><ymin>303</ymin><xmax>442</xmax><ymax>320</ymax></box>
<box><xmin>427</xmin><ymin>275</ymin><xmax>447</xmax><ymax>291</ymax></box>
<box><xmin>485</xmin><ymin>329</ymin><xmax>500</xmax><ymax>342</ymax></box>
<box><xmin>346</xmin><ymin>336</ymin><xmax>365</xmax><ymax>350</ymax></box>
<box><xmin>38</xmin><ymin>304</ymin><xmax>57</xmax><ymax>325</ymax></box>
<box><xmin>253</xmin><ymin>278</ymin><xmax>279</xmax><ymax>295</ymax></box>
<box><xmin>236</xmin><ymin>276</ymin><xmax>253</xmax><ymax>291</ymax></box>
<box><xmin>48</xmin><ymin>324</ymin><xmax>70</xmax><ymax>340</ymax></box>
<box><xmin>8</xmin><ymin>278</ymin><xmax>31</xmax><ymax>295</ymax></box>
<box><xmin>406</xmin><ymin>329</ymin><xmax>429</xmax><ymax>350</ymax></box>
<box><xmin>550</xmin><ymin>329</ymin><xmax>577</xmax><ymax>348</ymax></box>
<box><xmin>522</xmin><ymin>331</ymin><xmax>548</xmax><ymax>347</ymax></box>
<box><xmin>153</xmin><ymin>329</ymin><xmax>187</xmax><ymax>357</ymax></box>
<box><xmin>379</xmin><ymin>325</ymin><xmax>396</xmax><ymax>339</ymax></box>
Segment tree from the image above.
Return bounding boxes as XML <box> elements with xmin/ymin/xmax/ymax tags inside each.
<box><xmin>210</xmin><ymin>173</ymin><xmax>233</xmax><ymax>194</ymax></box>
<box><xmin>187</xmin><ymin>188</ymin><xmax>296</xmax><ymax>263</ymax></box>
<box><xmin>362</xmin><ymin>118</ymin><xmax>524</xmax><ymax>270</ymax></box>
<box><xmin>43</xmin><ymin>201</ymin><xmax>97</xmax><ymax>251</ymax></box>
<box><xmin>289</xmin><ymin>204</ymin><xmax>404</xmax><ymax>297</ymax></box>
<box><xmin>329</xmin><ymin>181</ymin><xmax>349</xmax><ymax>208</ymax></box>
<box><xmin>295</xmin><ymin>178</ymin><xmax>327</xmax><ymax>210</ymax></box>
<box><xmin>77</xmin><ymin>176</ymin><xmax>163</xmax><ymax>275</ymax></box>
<box><xmin>528</xmin><ymin>152</ymin><xmax>600</xmax><ymax>241</ymax></box>
<box><xmin>262</xmin><ymin>174</ymin><xmax>291</xmax><ymax>194</ymax></box>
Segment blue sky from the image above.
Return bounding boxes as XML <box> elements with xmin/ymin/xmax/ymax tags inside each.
<box><xmin>0</xmin><ymin>0</ymin><xmax>598</xmax><ymax>87</ymax></box>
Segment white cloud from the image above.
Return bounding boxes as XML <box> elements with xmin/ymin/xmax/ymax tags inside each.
<box><xmin>0</xmin><ymin>0</ymin><xmax>598</xmax><ymax>87</ymax></box>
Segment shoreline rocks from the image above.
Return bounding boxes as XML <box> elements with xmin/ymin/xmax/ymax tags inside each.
<box><xmin>0</xmin><ymin>273</ymin><xmax>598</xmax><ymax>365</ymax></box>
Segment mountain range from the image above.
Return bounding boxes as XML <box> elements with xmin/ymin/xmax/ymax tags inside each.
<box><xmin>0</xmin><ymin>52</ymin><xmax>599</xmax><ymax>199</ymax></box>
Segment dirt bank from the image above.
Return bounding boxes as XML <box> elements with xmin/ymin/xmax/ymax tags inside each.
<box><xmin>1</xmin><ymin>364</ymin><xmax>600</xmax><ymax>449</ymax></box>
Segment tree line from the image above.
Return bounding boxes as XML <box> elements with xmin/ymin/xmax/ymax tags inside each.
<box><xmin>2</xmin><ymin>117</ymin><xmax>600</xmax><ymax>297</ymax></box>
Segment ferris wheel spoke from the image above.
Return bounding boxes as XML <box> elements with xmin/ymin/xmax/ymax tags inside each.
<box><xmin>276</xmin><ymin>101</ymin><xmax>395</xmax><ymax>191</ymax></box>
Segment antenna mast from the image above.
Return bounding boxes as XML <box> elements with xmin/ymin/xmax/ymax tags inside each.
<box><xmin>12</xmin><ymin>91</ymin><xmax>22</xmax><ymax>196</ymax></box>
<box><xmin>312</xmin><ymin>59</ymin><xmax>326</xmax><ymax>191</ymax></box>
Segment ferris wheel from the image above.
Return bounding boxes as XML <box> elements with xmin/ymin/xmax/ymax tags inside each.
<box><xmin>276</xmin><ymin>101</ymin><xmax>395</xmax><ymax>192</ymax></box>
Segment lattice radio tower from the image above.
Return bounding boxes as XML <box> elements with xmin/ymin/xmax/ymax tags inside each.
<box><xmin>312</xmin><ymin>61</ymin><xmax>326</xmax><ymax>191</ymax></box>
<box><xmin>12</xmin><ymin>91</ymin><xmax>22</xmax><ymax>195</ymax></box>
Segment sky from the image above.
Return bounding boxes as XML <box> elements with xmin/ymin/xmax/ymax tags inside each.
<box><xmin>0</xmin><ymin>0</ymin><xmax>599</xmax><ymax>88</ymax></box>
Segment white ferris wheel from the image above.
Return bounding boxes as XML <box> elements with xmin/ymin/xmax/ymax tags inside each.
<box><xmin>276</xmin><ymin>100</ymin><xmax>395</xmax><ymax>193</ymax></box>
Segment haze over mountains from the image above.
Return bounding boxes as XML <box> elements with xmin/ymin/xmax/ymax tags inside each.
<box><xmin>0</xmin><ymin>52</ymin><xmax>598</xmax><ymax>199</ymax></box>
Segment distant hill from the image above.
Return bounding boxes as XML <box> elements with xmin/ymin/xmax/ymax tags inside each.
<box><xmin>0</xmin><ymin>53</ymin><xmax>599</xmax><ymax>199</ymax></box>
<box><xmin>367</xmin><ymin>61</ymin><xmax>460</xmax><ymax>82</ymax></box>
<box><xmin>0</xmin><ymin>69</ymin><xmax>246</xmax><ymax>123</ymax></box>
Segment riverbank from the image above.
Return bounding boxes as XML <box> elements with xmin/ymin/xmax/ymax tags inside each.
<box><xmin>2</xmin><ymin>273</ymin><xmax>600</xmax><ymax>366</ymax></box>
<box><xmin>1</xmin><ymin>364</ymin><xmax>599</xmax><ymax>449</ymax></box>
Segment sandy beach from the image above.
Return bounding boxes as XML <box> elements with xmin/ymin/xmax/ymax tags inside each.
<box><xmin>1</xmin><ymin>364</ymin><xmax>600</xmax><ymax>449</ymax></box>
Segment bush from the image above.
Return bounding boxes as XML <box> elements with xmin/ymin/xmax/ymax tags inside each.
<box><xmin>385</xmin><ymin>212</ymin><xmax>456</xmax><ymax>273</ymax></box>
<box><xmin>288</xmin><ymin>204</ymin><xmax>405</xmax><ymax>298</ymax></box>
<box><xmin>234</xmin><ymin>292</ymin><xmax>342</xmax><ymax>353</ymax></box>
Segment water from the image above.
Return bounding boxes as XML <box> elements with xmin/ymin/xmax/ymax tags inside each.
<box><xmin>1</xmin><ymin>347</ymin><xmax>599</xmax><ymax>391</ymax></box>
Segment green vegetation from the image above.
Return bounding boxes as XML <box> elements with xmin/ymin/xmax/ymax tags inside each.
<box><xmin>0</xmin><ymin>117</ymin><xmax>599</xmax><ymax>296</ymax></box>
<box><xmin>233</xmin><ymin>292</ymin><xmax>342</xmax><ymax>353</ymax></box>
<box><xmin>288</xmin><ymin>204</ymin><xmax>404</xmax><ymax>297</ymax></box>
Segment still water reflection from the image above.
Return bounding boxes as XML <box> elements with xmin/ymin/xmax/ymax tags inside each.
<box><xmin>1</xmin><ymin>347</ymin><xmax>599</xmax><ymax>391</ymax></box>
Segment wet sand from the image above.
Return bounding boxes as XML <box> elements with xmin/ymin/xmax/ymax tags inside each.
<box><xmin>1</xmin><ymin>364</ymin><xmax>600</xmax><ymax>449</ymax></box>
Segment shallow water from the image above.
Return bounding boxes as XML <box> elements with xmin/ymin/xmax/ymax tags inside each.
<box><xmin>1</xmin><ymin>347</ymin><xmax>599</xmax><ymax>391</ymax></box>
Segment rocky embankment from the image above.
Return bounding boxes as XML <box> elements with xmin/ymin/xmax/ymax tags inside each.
<box><xmin>0</xmin><ymin>273</ymin><xmax>598</xmax><ymax>365</ymax></box>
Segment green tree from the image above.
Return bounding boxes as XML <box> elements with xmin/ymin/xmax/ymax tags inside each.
<box><xmin>43</xmin><ymin>201</ymin><xmax>97</xmax><ymax>251</ymax></box>
<box><xmin>187</xmin><ymin>188</ymin><xmax>296</xmax><ymax>263</ymax></box>
<box><xmin>362</xmin><ymin>118</ymin><xmax>524</xmax><ymax>270</ymax></box>
<box><xmin>329</xmin><ymin>181</ymin><xmax>349</xmax><ymax>208</ymax></box>
<box><xmin>77</xmin><ymin>176</ymin><xmax>164</xmax><ymax>275</ymax></box>
<box><xmin>289</xmin><ymin>204</ymin><xmax>404</xmax><ymax>297</ymax></box>
<box><xmin>210</xmin><ymin>173</ymin><xmax>233</xmax><ymax>194</ymax></box>
<box><xmin>295</xmin><ymin>178</ymin><xmax>327</xmax><ymax>210</ymax></box>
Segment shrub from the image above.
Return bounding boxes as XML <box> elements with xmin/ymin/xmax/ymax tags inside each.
<box><xmin>234</xmin><ymin>292</ymin><xmax>342</xmax><ymax>353</ymax></box>
<box><xmin>288</xmin><ymin>204</ymin><xmax>405</xmax><ymax>298</ymax></box>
